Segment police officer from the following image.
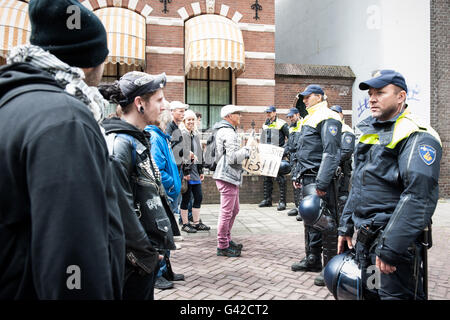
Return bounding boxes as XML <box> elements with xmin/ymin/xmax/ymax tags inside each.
<box><xmin>337</xmin><ymin>70</ymin><xmax>442</xmax><ymax>300</ymax></box>
<box><xmin>330</xmin><ymin>105</ymin><xmax>355</xmax><ymax>216</ymax></box>
<box><xmin>284</xmin><ymin>107</ymin><xmax>303</xmax><ymax>218</ymax></box>
<box><xmin>258</xmin><ymin>106</ymin><xmax>290</xmax><ymax>211</ymax></box>
<box><xmin>290</xmin><ymin>85</ymin><xmax>342</xmax><ymax>287</ymax></box>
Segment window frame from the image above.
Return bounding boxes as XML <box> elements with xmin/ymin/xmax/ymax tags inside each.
<box><xmin>185</xmin><ymin>67</ymin><xmax>233</xmax><ymax>130</ymax></box>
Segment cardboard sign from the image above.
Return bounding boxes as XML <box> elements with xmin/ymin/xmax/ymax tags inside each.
<box><xmin>242</xmin><ymin>138</ymin><xmax>284</xmax><ymax>177</ymax></box>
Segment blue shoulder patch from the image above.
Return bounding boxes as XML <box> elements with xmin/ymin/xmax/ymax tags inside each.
<box><xmin>328</xmin><ymin>124</ymin><xmax>338</xmax><ymax>136</ymax></box>
<box><xmin>418</xmin><ymin>144</ymin><xmax>436</xmax><ymax>166</ymax></box>
<box><xmin>345</xmin><ymin>135</ymin><xmax>353</xmax><ymax>144</ymax></box>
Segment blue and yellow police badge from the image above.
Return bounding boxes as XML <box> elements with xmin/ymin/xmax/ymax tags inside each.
<box><xmin>328</xmin><ymin>125</ymin><xmax>338</xmax><ymax>137</ymax></box>
<box><xmin>419</xmin><ymin>145</ymin><xmax>436</xmax><ymax>166</ymax></box>
<box><xmin>345</xmin><ymin>135</ymin><xmax>353</xmax><ymax>144</ymax></box>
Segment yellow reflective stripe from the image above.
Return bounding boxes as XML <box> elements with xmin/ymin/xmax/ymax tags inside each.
<box><xmin>263</xmin><ymin>119</ymin><xmax>286</xmax><ymax>130</ymax></box>
<box><xmin>359</xmin><ymin>134</ymin><xmax>380</xmax><ymax>145</ymax></box>
<box><xmin>289</xmin><ymin>120</ymin><xmax>302</xmax><ymax>133</ymax></box>
<box><xmin>303</xmin><ymin>105</ymin><xmax>341</xmax><ymax>128</ymax></box>
<box><xmin>386</xmin><ymin>115</ymin><xmax>418</xmax><ymax>149</ymax></box>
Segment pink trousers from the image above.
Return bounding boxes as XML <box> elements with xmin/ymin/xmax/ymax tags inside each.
<box><xmin>215</xmin><ymin>180</ymin><xmax>240</xmax><ymax>249</ymax></box>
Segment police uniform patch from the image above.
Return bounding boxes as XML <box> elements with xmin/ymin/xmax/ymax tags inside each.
<box><xmin>328</xmin><ymin>125</ymin><xmax>338</xmax><ymax>136</ymax></box>
<box><xmin>345</xmin><ymin>135</ymin><xmax>353</xmax><ymax>144</ymax></box>
<box><xmin>418</xmin><ymin>145</ymin><xmax>436</xmax><ymax>166</ymax></box>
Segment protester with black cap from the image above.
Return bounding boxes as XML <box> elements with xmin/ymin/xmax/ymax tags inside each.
<box><xmin>329</xmin><ymin>105</ymin><xmax>355</xmax><ymax>217</ymax></box>
<box><xmin>100</xmin><ymin>71</ymin><xmax>183</xmax><ymax>299</ymax></box>
<box><xmin>0</xmin><ymin>0</ymin><xmax>125</xmax><ymax>299</ymax></box>
<box><xmin>337</xmin><ymin>70</ymin><xmax>442</xmax><ymax>300</ymax></box>
<box><xmin>258</xmin><ymin>105</ymin><xmax>290</xmax><ymax>211</ymax></box>
<box><xmin>284</xmin><ymin>107</ymin><xmax>303</xmax><ymax>218</ymax></box>
<box><xmin>290</xmin><ymin>84</ymin><xmax>342</xmax><ymax>288</ymax></box>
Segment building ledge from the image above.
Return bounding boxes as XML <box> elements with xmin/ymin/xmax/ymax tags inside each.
<box><xmin>275</xmin><ymin>63</ymin><xmax>355</xmax><ymax>79</ymax></box>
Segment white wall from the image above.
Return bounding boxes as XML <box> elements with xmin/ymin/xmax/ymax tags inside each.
<box><xmin>275</xmin><ymin>0</ymin><xmax>430</xmax><ymax>125</ymax></box>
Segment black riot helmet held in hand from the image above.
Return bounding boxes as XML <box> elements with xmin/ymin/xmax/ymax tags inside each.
<box><xmin>278</xmin><ymin>160</ymin><xmax>291</xmax><ymax>175</ymax></box>
<box><xmin>298</xmin><ymin>194</ymin><xmax>336</xmax><ymax>232</ymax></box>
<box><xmin>323</xmin><ymin>250</ymin><xmax>363</xmax><ymax>300</ymax></box>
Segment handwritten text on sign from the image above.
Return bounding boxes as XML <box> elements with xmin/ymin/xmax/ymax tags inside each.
<box><xmin>243</xmin><ymin>139</ymin><xmax>284</xmax><ymax>177</ymax></box>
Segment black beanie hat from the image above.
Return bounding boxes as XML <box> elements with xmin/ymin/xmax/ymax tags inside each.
<box><xmin>29</xmin><ymin>0</ymin><xmax>109</xmax><ymax>68</ymax></box>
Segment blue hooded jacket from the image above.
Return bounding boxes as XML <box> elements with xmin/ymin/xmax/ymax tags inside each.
<box><xmin>145</xmin><ymin>125</ymin><xmax>181</xmax><ymax>201</ymax></box>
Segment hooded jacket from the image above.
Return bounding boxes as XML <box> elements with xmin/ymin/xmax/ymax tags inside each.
<box><xmin>102</xmin><ymin>118</ymin><xmax>180</xmax><ymax>255</ymax></box>
<box><xmin>145</xmin><ymin>125</ymin><xmax>181</xmax><ymax>201</ymax></box>
<box><xmin>0</xmin><ymin>63</ymin><xmax>124</xmax><ymax>299</ymax></box>
<box><xmin>212</xmin><ymin>120</ymin><xmax>250</xmax><ymax>186</ymax></box>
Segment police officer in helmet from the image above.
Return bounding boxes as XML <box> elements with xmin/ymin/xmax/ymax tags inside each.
<box><xmin>337</xmin><ymin>70</ymin><xmax>442</xmax><ymax>300</ymax></box>
<box><xmin>291</xmin><ymin>85</ymin><xmax>342</xmax><ymax>287</ymax></box>
<box><xmin>258</xmin><ymin>106</ymin><xmax>290</xmax><ymax>211</ymax></box>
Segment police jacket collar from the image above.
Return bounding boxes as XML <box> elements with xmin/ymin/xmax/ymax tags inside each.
<box><xmin>305</xmin><ymin>101</ymin><xmax>328</xmax><ymax>116</ymax></box>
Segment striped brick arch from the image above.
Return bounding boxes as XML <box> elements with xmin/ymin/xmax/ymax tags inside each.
<box><xmin>176</xmin><ymin>1</ymin><xmax>244</xmax><ymax>23</ymax></box>
<box><xmin>81</xmin><ymin>0</ymin><xmax>153</xmax><ymax>18</ymax></box>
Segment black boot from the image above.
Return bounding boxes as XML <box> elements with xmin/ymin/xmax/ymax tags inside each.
<box><xmin>163</xmin><ymin>254</ymin><xmax>185</xmax><ymax>281</ymax></box>
<box><xmin>288</xmin><ymin>188</ymin><xmax>302</xmax><ymax>216</ymax></box>
<box><xmin>291</xmin><ymin>251</ymin><xmax>322</xmax><ymax>272</ymax></box>
<box><xmin>277</xmin><ymin>175</ymin><xmax>287</xmax><ymax>211</ymax></box>
<box><xmin>258</xmin><ymin>177</ymin><xmax>273</xmax><ymax>207</ymax></box>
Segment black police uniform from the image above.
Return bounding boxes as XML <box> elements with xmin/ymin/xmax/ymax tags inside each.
<box><xmin>339</xmin><ymin>109</ymin><xmax>442</xmax><ymax>300</ymax></box>
<box><xmin>259</xmin><ymin>116</ymin><xmax>290</xmax><ymax>210</ymax></box>
<box><xmin>336</xmin><ymin>122</ymin><xmax>355</xmax><ymax>216</ymax></box>
<box><xmin>285</xmin><ymin>119</ymin><xmax>303</xmax><ymax>217</ymax></box>
<box><xmin>291</xmin><ymin>101</ymin><xmax>342</xmax><ymax>272</ymax></box>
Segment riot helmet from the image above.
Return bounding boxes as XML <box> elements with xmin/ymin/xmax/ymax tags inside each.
<box><xmin>323</xmin><ymin>250</ymin><xmax>363</xmax><ymax>300</ymax></box>
<box><xmin>298</xmin><ymin>194</ymin><xmax>335</xmax><ymax>231</ymax></box>
<box><xmin>278</xmin><ymin>160</ymin><xmax>291</xmax><ymax>175</ymax></box>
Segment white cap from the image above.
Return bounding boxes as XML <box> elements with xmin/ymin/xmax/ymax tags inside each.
<box><xmin>220</xmin><ymin>105</ymin><xmax>245</xmax><ymax>118</ymax></box>
<box><xmin>169</xmin><ymin>101</ymin><xmax>189</xmax><ymax>110</ymax></box>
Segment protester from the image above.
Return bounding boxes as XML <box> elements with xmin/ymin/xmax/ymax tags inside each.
<box><xmin>101</xmin><ymin>71</ymin><xmax>180</xmax><ymax>299</ymax></box>
<box><xmin>179</xmin><ymin>110</ymin><xmax>210</xmax><ymax>233</ymax></box>
<box><xmin>213</xmin><ymin>105</ymin><xmax>251</xmax><ymax>257</ymax></box>
<box><xmin>144</xmin><ymin>104</ymin><xmax>185</xmax><ymax>291</ymax></box>
<box><xmin>0</xmin><ymin>0</ymin><xmax>125</xmax><ymax>299</ymax></box>
<box><xmin>166</xmin><ymin>101</ymin><xmax>189</xmax><ymax>221</ymax></box>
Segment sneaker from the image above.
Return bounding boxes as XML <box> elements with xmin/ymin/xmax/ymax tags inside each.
<box><xmin>154</xmin><ymin>276</ymin><xmax>174</xmax><ymax>290</ymax></box>
<box><xmin>173</xmin><ymin>235</ymin><xmax>184</xmax><ymax>242</ymax></box>
<box><xmin>181</xmin><ymin>224</ymin><xmax>197</xmax><ymax>233</ymax></box>
<box><xmin>193</xmin><ymin>222</ymin><xmax>211</xmax><ymax>231</ymax></box>
<box><xmin>229</xmin><ymin>240</ymin><xmax>243</xmax><ymax>250</ymax></box>
<box><xmin>217</xmin><ymin>247</ymin><xmax>241</xmax><ymax>257</ymax></box>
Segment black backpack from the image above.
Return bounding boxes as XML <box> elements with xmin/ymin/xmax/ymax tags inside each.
<box><xmin>203</xmin><ymin>126</ymin><xmax>223</xmax><ymax>171</ymax></box>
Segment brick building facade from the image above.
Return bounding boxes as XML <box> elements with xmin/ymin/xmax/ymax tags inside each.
<box><xmin>431</xmin><ymin>0</ymin><xmax>450</xmax><ymax>198</ymax></box>
<box><xmin>1</xmin><ymin>0</ymin><xmax>447</xmax><ymax>199</ymax></box>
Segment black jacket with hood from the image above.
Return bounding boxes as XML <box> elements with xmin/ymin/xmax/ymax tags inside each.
<box><xmin>0</xmin><ymin>63</ymin><xmax>125</xmax><ymax>299</ymax></box>
<box><xmin>102</xmin><ymin>118</ymin><xmax>180</xmax><ymax>275</ymax></box>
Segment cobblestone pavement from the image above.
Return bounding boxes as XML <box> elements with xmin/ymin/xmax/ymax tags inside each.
<box><xmin>156</xmin><ymin>199</ymin><xmax>450</xmax><ymax>300</ymax></box>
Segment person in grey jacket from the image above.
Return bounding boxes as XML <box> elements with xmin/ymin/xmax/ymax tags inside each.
<box><xmin>213</xmin><ymin>105</ymin><xmax>251</xmax><ymax>257</ymax></box>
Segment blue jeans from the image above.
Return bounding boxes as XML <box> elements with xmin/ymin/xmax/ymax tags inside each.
<box><xmin>157</xmin><ymin>251</ymin><xmax>170</xmax><ymax>278</ymax></box>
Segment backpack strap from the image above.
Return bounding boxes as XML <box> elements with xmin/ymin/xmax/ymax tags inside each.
<box><xmin>0</xmin><ymin>83</ymin><xmax>63</xmax><ymax>109</ymax></box>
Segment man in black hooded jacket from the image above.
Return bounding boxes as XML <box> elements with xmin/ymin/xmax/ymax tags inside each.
<box><xmin>0</xmin><ymin>0</ymin><xmax>125</xmax><ymax>299</ymax></box>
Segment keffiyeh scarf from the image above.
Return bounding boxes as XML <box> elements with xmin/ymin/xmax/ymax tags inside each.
<box><xmin>7</xmin><ymin>44</ymin><xmax>108</xmax><ymax>123</ymax></box>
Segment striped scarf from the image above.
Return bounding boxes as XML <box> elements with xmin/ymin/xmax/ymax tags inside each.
<box><xmin>7</xmin><ymin>44</ymin><xmax>107</xmax><ymax>123</ymax></box>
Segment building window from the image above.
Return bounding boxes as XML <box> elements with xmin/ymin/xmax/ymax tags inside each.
<box><xmin>100</xmin><ymin>63</ymin><xmax>142</xmax><ymax>117</ymax></box>
<box><xmin>186</xmin><ymin>67</ymin><xmax>232</xmax><ymax>130</ymax></box>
